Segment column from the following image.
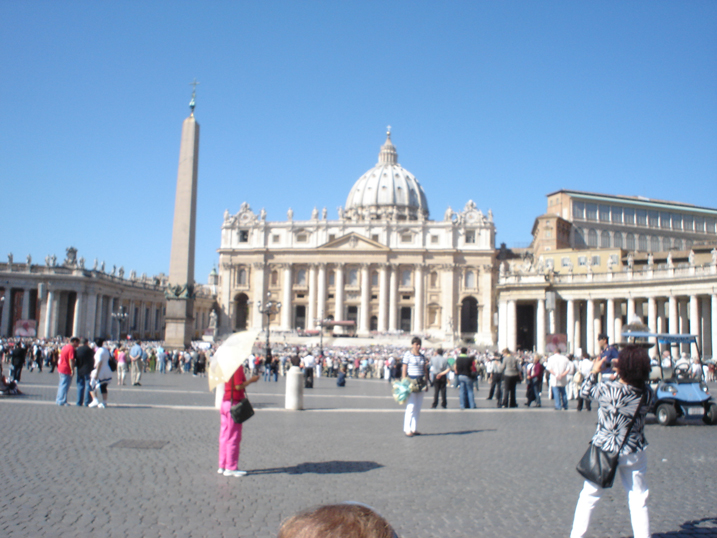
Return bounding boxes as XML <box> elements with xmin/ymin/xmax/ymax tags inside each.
<box><xmin>359</xmin><ymin>264</ymin><xmax>370</xmax><ymax>335</ymax></box>
<box><xmin>548</xmin><ymin>308</ymin><xmax>556</xmax><ymax>335</ymax></box>
<box><xmin>574</xmin><ymin>302</ymin><xmax>582</xmax><ymax>356</ymax></box>
<box><xmin>44</xmin><ymin>290</ymin><xmax>55</xmax><ymax>338</ymax></box>
<box><xmin>221</xmin><ymin>262</ymin><xmax>233</xmax><ymax>333</ymax></box>
<box><xmin>647</xmin><ymin>297</ymin><xmax>657</xmax><ymax>358</ymax></box>
<box><xmin>72</xmin><ymin>292</ymin><xmax>84</xmax><ymax>337</ymax></box>
<box><xmin>536</xmin><ymin>298</ymin><xmax>546</xmax><ymax>354</ymax></box>
<box><xmin>85</xmin><ymin>291</ymin><xmax>97</xmax><ymax>339</ymax></box>
<box><xmin>586</xmin><ymin>299</ymin><xmax>595</xmax><ymax>356</ymax></box>
<box><xmin>378</xmin><ymin>263</ymin><xmax>388</xmax><ymax>332</ymax></box>
<box><xmin>668</xmin><ymin>296</ymin><xmax>678</xmax><ymax>335</ymax></box>
<box><xmin>440</xmin><ymin>265</ymin><xmax>456</xmax><ymax>340</ymax></box>
<box><xmin>690</xmin><ymin>295</ymin><xmax>700</xmax><ymax>356</ymax></box>
<box><xmin>498</xmin><ymin>300</ymin><xmax>507</xmax><ymax>351</ymax></box>
<box><xmin>316</xmin><ymin>263</ymin><xmax>327</xmax><ymax>322</ymax></box>
<box><xmin>506</xmin><ymin>300</ymin><xmax>517</xmax><ymax>352</ymax></box>
<box><xmin>281</xmin><ymin>264</ymin><xmax>293</xmax><ymax>331</ymax></box>
<box><xmin>566</xmin><ymin>299</ymin><xmax>575</xmax><ymax>354</ymax></box>
<box><xmin>1</xmin><ymin>288</ymin><xmax>11</xmax><ymax>337</ymax></box>
<box><xmin>21</xmin><ymin>289</ymin><xmax>30</xmax><ymax>320</ymax></box>
<box><xmin>712</xmin><ymin>294</ymin><xmax>717</xmax><ymax>362</ymax></box>
<box><xmin>308</xmin><ymin>264</ymin><xmax>317</xmax><ymax>329</ymax></box>
<box><xmin>334</xmin><ymin>263</ymin><xmax>345</xmax><ymax>322</ymax></box>
<box><xmin>388</xmin><ymin>265</ymin><xmax>398</xmax><ymax>331</ymax></box>
<box><xmin>606</xmin><ymin>299</ymin><xmax>615</xmax><ymax>345</ymax></box>
<box><xmin>251</xmin><ymin>263</ymin><xmax>267</xmax><ymax>330</ymax></box>
<box><xmin>627</xmin><ymin>297</ymin><xmax>636</xmax><ymax>323</ymax></box>
<box><xmin>413</xmin><ymin>264</ymin><xmax>424</xmax><ymax>333</ymax></box>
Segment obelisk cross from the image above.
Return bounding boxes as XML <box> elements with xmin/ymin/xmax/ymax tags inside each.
<box><xmin>189</xmin><ymin>78</ymin><xmax>200</xmax><ymax>113</ymax></box>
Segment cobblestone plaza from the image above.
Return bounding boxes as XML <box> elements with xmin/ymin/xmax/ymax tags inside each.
<box><xmin>2</xmin><ymin>372</ymin><xmax>716</xmax><ymax>538</ymax></box>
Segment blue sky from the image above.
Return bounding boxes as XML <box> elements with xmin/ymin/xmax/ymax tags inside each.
<box><xmin>2</xmin><ymin>1</ymin><xmax>715</xmax><ymax>282</ymax></box>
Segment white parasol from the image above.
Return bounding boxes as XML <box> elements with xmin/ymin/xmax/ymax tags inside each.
<box><xmin>208</xmin><ymin>329</ymin><xmax>261</xmax><ymax>391</ymax></box>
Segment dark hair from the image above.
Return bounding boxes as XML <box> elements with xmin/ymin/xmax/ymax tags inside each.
<box><xmin>460</xmin><ymin>347</ymin><xmax>468</xmax><ymax>354</ymax></box>
<box><xmin>411</xmin><ymin>336</ymin><xmax>421</xmax><ymax>346</ymax></box>
<box><xmin>616</xmin><ymin>344</ymin><xmax>651</xmax><ymax>387</ymax></box>
<box><xmin>70</xmin><ymin>337</ymin><xmax>80</xmax><ymax>344</ymax></box>
<box><xmin>95</xmin><ymin>338</ymin><xmax>105</xmax><ymax>348</ymax></box>
<box><xmin>436</xmin><ymin>348</ymin><xmax>444</xmax><ymax>355</ymax></box>
<box><xmin>81</xmin><ymin>338</ymin><xmax>89</xmax><ymax>344</ymax></box>
<box><xmin>597</xmin><ymin>333</ymin><xmax>608</xmax><ymax>342</ymax></box>
<box><xmin>278</xmin><ymin>504</ymin><xmax>396</xmax><ymax>538</ymax></box>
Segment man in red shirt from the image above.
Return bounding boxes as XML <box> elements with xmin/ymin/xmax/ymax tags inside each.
<box><xmin>55</xmin><ymin>337</ymin><xmax>79</xmax><ymax>406</ymax></box>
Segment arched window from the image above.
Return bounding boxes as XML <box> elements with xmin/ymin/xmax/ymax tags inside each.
<box><xmin>371</xmin><ymin>271</ymin><xmax>378</xmax><ymax>286</ymax></box>
<box><xmin>650</xmin><ymin>236</ymin><xmax>660</xmax><ymax>252</ymax></box>
<box><xmin>348</xmin><ymin>268</ymin><xmax>358</xmax><ymax>286</ymax></box>
<box><xmin>237</xmin><ymin>268</ymin><xmax>247</xmax><ymax>286</ymax></box>
<box><xmin>588</xmin><ymin>229</ymin><xmax>598</xmax><ymax>248</ymax></box>
<box><xmin>328</xmin><ymin>271</ymin><xmax>335</xmax><ymax>286</ymax></box>
<box><xmin>626</xmin><ymin>233</ymin><xmax>635</xmax><ymax>251</ymax></box>
<box><xmin>465</xmin><ymin>271</ymin><xmax>475</xmax><ymax>288</ymax></box>
<box><xmin>271</xmin><ymin>271</ymin><xmax>278</xmax><ymax>286</ymax></box>
<box><xmin>638</xmin><ymin>234</ymin><xmax>648</xmax><ymax>251</ymax></box>
<box><xmin>673</xmin><ymin>238</ymin><xmax>683</xmax><ymax>251</ymax></box>
<box><xmin>600</xmin><ymin>231</ymin><xmax>610</xmax><ymax>248</ymax></box>
<box><xmin>430</xmin><ymin>272</ymin><xmax>438</xmax><ymax>288</ymax></box>
<box><xmin>296</xmin><ymin>268</ymin><xmax>307</xmax><ymax>286</ymax></box>
<box><xmin>613</xmin><ymin>233</ymin><xmax>623</xmax><ymax>249</ymax></box>
<box><xmin>401</xmin><ymin>269</ymin><xmax>411</xmax><ymax>286</ymax></box>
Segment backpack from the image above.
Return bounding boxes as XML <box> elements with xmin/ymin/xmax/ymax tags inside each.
<box><xmin>108</xmin><ymin>356</ymin><xmax>118</xmax><ymax>372</ymax></box>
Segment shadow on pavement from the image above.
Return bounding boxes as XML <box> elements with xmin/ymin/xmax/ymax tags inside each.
<box><xmin>249</xmin><ymin>460</ymin><xmax>383</xmax><ymax>475</ymax></box>
<box><xmin>650</xmin><ymin>517</ymin><xmax>717</xmax><ymax>537</ymax></box>
<box><xmin>418</xmin><ymin>429</ymin><xmax>496</xmax><ymax>436</ymax></box>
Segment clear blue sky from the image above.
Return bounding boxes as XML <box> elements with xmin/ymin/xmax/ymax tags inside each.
<box><xmin>2</xmin><ymin>1</ymin><xmax>715</xmax><ymax>282</ymax></box>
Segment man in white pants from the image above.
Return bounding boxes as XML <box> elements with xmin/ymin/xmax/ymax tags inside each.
<box><xmin>402</xmin><ymin>337</ymin><xmax>429</xmax><ymax>437</ymax></box>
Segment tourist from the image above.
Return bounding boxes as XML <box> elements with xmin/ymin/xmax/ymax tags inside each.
<box><xmin>429</xmin><ymin>348</ymin><xmax>450</xmax><ymax>409</ymax></box>
<box><xmin>575</xmin><ymin>352</ymin><xmax>593</xmax><ymax>412</ymax></box>
<box><xmin>547</xmin><ymin>350</ymin><xmax>571</xmax><ymax>410</ymax></box>
<box><xmin>217</xmin><ymin>364</ymin><xmax>259</xmax><ymax>477</ymax></box>
<box><xmin>55</xmin><ymin>337</ymin><xmax>79</xmax><ymax>406</ymax></box>
<box><xmin>277</xmin><ymin>503</ymin><xmax>397</xmax><ymax>538</ymax></box>
<box><xmin>570</xmin><ymin>345</ymin><xmax>654</xmax><ymax>538</ymax></box>
<box><xmin>486</xmin><ymin>354</ymin><xmax>503</xmax><ymax>406</ymax></box>
<box><xmin>500</xmin><ymin>348</ymin><xmax>520</xmax><ymax>409</ymax></box>
<box><xmin>402</xmin><ymin>336</ymin><xmax>428</xmax><ymax>437</ymax></box>
<box><xmin>455</xmin><ymin>348</ymin><xmax>476</xmax><ymax>409</ymax></box>
<box><xmin>117</xmin><ymin>346</ymin><xmax>128</xmax><ymax>385</ymax></box>
<box><xmin>525</xmin><ymin>354</ymin><xmax>543</xmax><ymax>407</ymax></box>
<box><xmin>75</xmin><ymin>338</ymin><xmax>94</xmax><ymax>406</ymax></box>
<box><xmin>89</xmin><ymin>339</ymin><xmax>113</xmax><ymax>409</ymax></box>
<box><xmin>129</xmin><ymin>340</ymin><xmax>143</xmax><ymax>386</ymax></box>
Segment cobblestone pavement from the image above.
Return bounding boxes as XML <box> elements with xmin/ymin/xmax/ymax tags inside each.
<box><xmin>2</xmin><ymin>370</ymin><xmax>716</xmax><ymax>538</ymax></box>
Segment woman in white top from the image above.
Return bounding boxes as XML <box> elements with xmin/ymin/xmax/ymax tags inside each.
<box><xmin>89</xmin><ymin>338</ymin><xmax>113</xmax><ymax>409</ymax></box>
<box><xmin>401</xmin><ymin>337</ymin><xmax>429</xmax><ymax>437</ymax></box>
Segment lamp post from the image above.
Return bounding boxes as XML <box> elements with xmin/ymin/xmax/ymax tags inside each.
<box><xmin>257</xmin><ymin>293</ymin><xmax>281</xmax><ymax>359</ymax></box>
<box><xmin>111</xmin><ymin>306</ymin><xmax>129</xmax><ymax>342</ymax></box>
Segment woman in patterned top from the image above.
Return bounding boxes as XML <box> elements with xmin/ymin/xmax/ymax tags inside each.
<box><xmin>401</xmin><ymin>336</ymin><xmax>429</xmax><ymax>437</ymax></box>
<box><xmin>570</xmin><ymin>344</ymin><xmax>654</xmax><ymax>538</ymax></box>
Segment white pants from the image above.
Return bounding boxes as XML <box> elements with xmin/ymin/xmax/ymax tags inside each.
<box><xmin>570</xmin><ymin>449</ymin><xmax>650</xmax><ymax>538</ymax></box>
<box><xmin>403</xmin><ymin>391</ymin><xmax>424</xmax><ymax>434</ymax></box>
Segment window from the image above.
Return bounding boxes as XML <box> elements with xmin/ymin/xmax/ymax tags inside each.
<box><xmin>591</xmin><ymin>255</ymin><xmax>600</xmax><ymax>266</ymax></box>
<box><xmin>578</xmin><ymin>256</ymin><xmax>587</xmax><ymax>266</ymax></box>
<box><xmin>296</xmin><ymin>233</ymin><xmax>308</xmax><ymax>243</ymax></box>
<box><xmin>684</xmin><ymin>215</ymin><xmax>693</xmax><ymax>232</ymax></box>
<box><xmin>587</xmin><ymin>229</ymin><xmax>597</xmax><ymax>248</ymax></box>
<box><xmin>400</xmin><ymin>233</ymin><xmax>412</xmax><ymax>243</ymax></box>
<box><xmin>430</xmin><ymin>272</ymin><xmax>438</xmax><ymax>288</ymax></box>
<box><xmin>638</xmin><ymin>234</ymin><xmax>647</xmax><ymax>251</ymax></box>
<box><xmin>613</xmin><ymin>232</ymin><xmax>623</xmax><ymax>249</ymax></box>
<box><xmin>636</xmin><ymin>210</ymin><xmax>647</xmax><ymax>226</ymax></box>
<box><xmin>660</xmin><ymin>212</ymin><xmax>670</xmax><ymax>229</ymax></box>
<box><xmin>272</xmin><ymin>234</ymin><xmax>280</xmax><ymax>244</ymax></box>
<box><xmin>650</xmin><ymin>236</ymin><xmax>660</xmax><ymax>251</ymax></box>
<box><xmin>371</xmin><ymin>234</ymin><xmax>379</xmax><ymax>242</ymax></box>
<box><xmin>600</xmin><ymin>231</ymin><xmax>610</xmax><ymax>248</ymax></box>
<box><xmin>545</xmin><ymin>258</ymin><xmax>554</xmax><ymax>270</ymax></box>
<box><xmin>328</xmin><ymin>271</ymin><xmax>335</xmax><ymax>286</ymax></box>
<box><xmin>545</xmin><ymin>231</ymin><xmax>552</xmax><ymax>239</ymax></box>
<box><xmin>328</xmin><ymin>234</ymin><xmax>335</xmax><ymax>242</ymax></box>
<box><xmin>431</xmin><ymin>235</ymin><xmax>439</xmax><ymax>244</ymax></box>
<box><xmin>465</xmin><ymin>231</ymin><xmax>476</xmax><ymax>243</ymax></box>
<box><xmin>648</xmin><ymin>211</ymin><xmax>658</xmax><ymax>227</ymax></box>
<box><xmin>611</xmin><ymin>206</ymin><xmax>623</xmax><ymax>224</ymax></box>
<box><xmin>561</xmin><ymin>257</ymin><xmax>571</xmax><ymax>267</ymax></box>
<box><xmin>599</xmin><ymin>205</ymin><xmax>610</xmax><ymax>222</ymax></box>
<box><xmin>371</xmin><ymin>271</ymin><xmax>378</xmax><ymax>286</ymax></box>
<box><xmin>271</xmin><ymin>271</ymin><xmax>278</xmax><ymax>286</ymax></box>
<box><xmin>586</xmin><ymin>204</ymin><xmax>598</xmax><ymax>221</ymax></box>
<box><xmin>401</xmin><ymin>269</ymin><xmax>411</xmax><ymax>286</ymax></box>
<box><xmin>465</xmin><ymin>271</ymin><xmax>475</xmax><ymax>288</ymax></box>
<box><xmin>624</xmin><ymin>208</ymin><xmax>635</xmax><ymax>225</ymax></box>
<box><xmin>694</xmin><ymin>216</ymin><xmax>705</xmax><ymax>233</ymax></box>
<box><xmin>573</xmin><ymin>201</ymin><xmax>585</xmax><ymax>220</ymax></box>
<box><xmin>626</xmin><ymin>233</ymin><xmax>636</xmax><ymax>250</ymax></box>
<box><xmin>685</xmin><ymin>239</ymin><xmax>693</xmax><ymax>250</ymax></box>
<box><xmin>609</xmin><ymin>254</ymin><xmax>619</xmax><ymax>265</ymax></box>
<box><xmin>706</xmin><ymin>218</ymin><xmax>716</xmax><ymax>234</ymax></box>
<box><xmin>673</xmin><ymin>238</ymin><xmax>683</xmax><ymax>251</ymax></box>
<box><xmin>238</xmin><ymin>230</ymin><xmax>249</xmax><ymax>242</ymax></box>
<box><xmin>348</xmin><ymin>268</ymin><xmax>358</xmax><ymax>286</ymax></box>
<box><xmin>671</xmin><ymin>214</ymin><xmax>682</xmax><ymax>230</ymax></box>
<box><xmin>296</xmin><ymin>268</ymin><xmax>307</xmax><ymax>286</ymax></box>
<box><xmin>237</xmin><ymin>268</ymin><xmax>247</xmax><ymax>286</ymax></box>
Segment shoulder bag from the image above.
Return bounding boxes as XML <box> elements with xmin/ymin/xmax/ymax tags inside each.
<box><xmin>576</xmin><ymin>390</ymin><xmax>646</xmax><ymax>488</ymax></box>
<box><xmin>228</xmin><ymin>373</ymin><xmax>255</xmax><ymax>424</ymax></box>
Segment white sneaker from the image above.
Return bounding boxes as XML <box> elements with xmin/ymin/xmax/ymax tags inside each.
<box><xmin>98</xmin><ymin>403</ymin><xmax>106</xmax><ymax>409</ymax></box>
<box><xmin>223</xmin><ymin>469</ymin><xmax>247</xmax><ymax>477</ymax></box>
<box><xmin>217</xmin><ymin>468</ymin><xmax>225</xmax><ymax>474</ymax></box>
<box><xmin>88</xmin><ymin>400</ymin><xmax>99</xmax><ymax>408</ymax></box>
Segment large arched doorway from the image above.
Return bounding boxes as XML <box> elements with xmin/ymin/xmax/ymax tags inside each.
<box><xmin>234</xmin><ymin>293</ymin><xmax>249</xmax><ymax>331</ymax></box>
<box><xmin>460</xmin><ymin>296</ymin><xmax>478</xmax><ymax>334</ymax></box>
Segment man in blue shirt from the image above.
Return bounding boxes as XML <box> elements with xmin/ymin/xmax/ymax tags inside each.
<box><xmin>129</xmin><ymin>340</ymin><xmax>143</xmax><ymax>386</ymax></box>
<box><xmin>597</xmin><ymin>333</ymin><xmax>619</xmax><ymax>380</ymax></box>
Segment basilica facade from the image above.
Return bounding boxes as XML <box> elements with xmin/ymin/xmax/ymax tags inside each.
<box><xmin>216</xmin><ymin>131</ymin><xmax>497</xmax><ymax>344</ymax></box>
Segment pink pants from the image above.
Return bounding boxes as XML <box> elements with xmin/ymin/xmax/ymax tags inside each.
<box><xmin>219</xmin><ymin>400</ymin><xmax>243</xmax><ymax>470</ymax></box>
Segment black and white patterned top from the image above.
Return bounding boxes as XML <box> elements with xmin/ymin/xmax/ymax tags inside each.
<box><xmin>580</xmin><ymin>374</ymin><xmax>654</xmax><ymax>456</ymax></box>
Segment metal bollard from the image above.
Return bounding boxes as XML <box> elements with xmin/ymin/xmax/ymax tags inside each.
<box><xmin>285</xmin><ymin>365</ymin><xmax>304</xmax><ymax>410</ymax></box>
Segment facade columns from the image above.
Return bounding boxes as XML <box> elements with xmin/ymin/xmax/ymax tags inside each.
<box><xmin>690</xmin><ymin>294</ymin><xmax>700</xmax><ymax>356</ymax></box>
<box><xmin>627</xmin><ymin>297</ymin><xmax>636</xmax><ymax>323</ymax></box>
<box><xmin>21</xmin><ymin>289</ymin><xmax>30</xmax><ymax>321</ymax></box>
<box><xmin>507</xmin><ymin>299</ymin><xmax>517</xmax><ymax>352</ymax></box>
<box><xmin>334</xmin><ymin>264</ymin><xmax>345</xmax><ymax>322</ymax></box>
<box><xmin>668</xmin><ymin>296</ymin><xmax>678</xmax><ymax>336</ymax></box>
<box><xmin>440</xmin><ymin>265</ymin><xmax>456</xmax><ymax>340</ymax></box>
<box><xmin>308</xmin><ymin>264</ymin><xmax>317</xmax><ymax>329</ymax></box>
<box><xmin>44</xmin><ymin>290</ymin><xmax>55</xmax><ymax>338</ymax></box>
<box><xmin>536</xmin><ymin>298</ymin><xmax>546</xmax><ymax>354</ymax></box>
<box><xmin>413</xmin><ymin>264</ymin><xmax>424</xmax><ymax>333</ymax></box>
<box><xmin>566</xmin><ymin>299</ymin><xmax>575</xmax><ymax>354</ymax></box>
<box><xmin>647</xmin><ymin>297</ymin><xmax>657</xmax><ymax>358</ymax></box>
<box><xmin>606</xmin><ymin>299</ymin><xmax>616</xmax><ymax>345</ymax></box>
<box><xmin>586</xmin><ymin>299</ymin><xmax>595</xmax><ymax>356</ymax></box>
<box><xmin>378</xmin><ymin>264</ymin><xmax>388</xmax><ymax>332</ymax></box>
<box><xmin>251</xmin><ymin>263</ymin><xmax>266</xmax><ymax>330</ymax></box>
<box><xmin>1</xmin><ymin>288</ymin><xmax>11</xmax><ymax>337</ymax></box>
<box><xmin>281</xmin><ymin>264</ymin><xmax>293</xmax><ymax>331</ymax></box>
<box><xmin>498</xmin><ymin>300</ymin><xmax>507</xmax><ymax>351</ymax></box>
<box><xmin>72</xmin><ymin>292</ymin><xmax>84</xmax><ymax>336</ymax></box>
<box><xmin>221</xmin><ymin>263</ymin><xmax>233</xmax><ymax>333</ymax></box>
<box><xmin>85</xmin><ymin>292</ymin><xmax>97</xmax><ymax>339</ymax></box>
<box><xmin>712</xmin><ymin>294</ymin><xmax>717</xmax><ymax>361</ymax></box>
<box><xmin>316</xmin><ymin>263</ymin><xmax>327</xmax><ymax>322</ymax></box>
<box><xmin>388</xmin><ymin>265</ymin><xmax>398</xmax><ymax>331</ymax></box>
<box><xmin>359</xmin><ymin>264</ymin><xmax>371</xmax><ymax>335</ymax></box>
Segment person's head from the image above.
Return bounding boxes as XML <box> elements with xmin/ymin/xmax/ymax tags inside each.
<box><xmin>277</xmin><ymin>504</ymin><xmax>397</xmax><ymax>538</ymax></box>
<box><xmin>95</xmin><ymin>338</ymin><xmax>105</xmax><ymax>348</ymax></box>
<box><xmin>533</xmin><ymin>354</ymin><xmax>541</xmax><ymax>364</ymax></box>
<box><xmin>616</xmin><ymin>344</ymin><xmax>651</xmax><ymax>387</ymax></box>
<box><xmin>501</xmin><ymin>348</ymin><xmax>511</xmax><ymax>355</ymax></box>
<box><xmin>597</xmin><ymin>333</ymin><xmax>608</xmax><ymax>349</ymax></box>
<box><xmin>460</xmin><ymin>347</ymin><xmax>468</xmax><ymax>355</ymax></box>
<box><xmin>410</xmin><ymin>337</ymin><xmax>421</xmax><ymax>352</ymax></box>
<box><xmin>70</xmin><ymin>337</ymin><xmax>80</xmax><ymax>348</ymax></box>
<box><xmin>436</xmin><ymin>348</ymin><xmax>444</xmax><ymax>356</ymax></box>
<box><xmin>81</xmin><ymin>338</ymin><xmax>89</xmax><ymax>345</ymax></box>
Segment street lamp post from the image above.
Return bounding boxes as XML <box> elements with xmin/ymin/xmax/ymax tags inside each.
<box><xmin>257</xmin><ymin>293</ymin><xmax>281</xmax><ymax>359</ymax></box>
<box><xmin>111</xmin><ymin>306</ymin><xmax>129</xmax><ymax>342</ymax></box>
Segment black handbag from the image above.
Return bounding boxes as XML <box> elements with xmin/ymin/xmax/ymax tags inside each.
<box><xmin>576</xmin><ymin>391</ymin><xmax>645</xmax><ymax>488</ymax></box>
<box><xmin>230</xmin><ymin>397</ymin><xmax>254</xmax><ymax>424</ymax></box>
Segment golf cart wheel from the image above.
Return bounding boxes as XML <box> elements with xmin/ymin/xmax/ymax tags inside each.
<box><xmin>656</xmin><ymin>403</ymin><xmax>677</xmax><ymax>426</ymax></box>
<box><xmin>702</xmin><ymin>403</ymin><xmax>717</xmax><ymax>425</ymax></box>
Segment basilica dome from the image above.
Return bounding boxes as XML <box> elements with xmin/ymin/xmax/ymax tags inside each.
<box><xmin>344</xmin><ymin>131</ymin><xmax>429</xmax><ymax>221</ymax></box>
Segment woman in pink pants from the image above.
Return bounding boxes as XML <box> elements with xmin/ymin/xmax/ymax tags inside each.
<box><xmin>218</xmin><ymin>366</ymin><xmax>259</xmax><ymax>477</ymax></box>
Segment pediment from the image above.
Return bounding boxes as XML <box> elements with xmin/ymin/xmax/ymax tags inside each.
<box><xmin>319</xmin><ymin>233</ymin><xmax>389</xmax><ymax>251</ymax></box>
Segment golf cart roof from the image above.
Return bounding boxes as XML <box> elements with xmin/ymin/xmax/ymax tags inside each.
<box><xmin>621</xmin><ymin>331</ymin><xmax>698</xmax><ymax>344</ymax></box>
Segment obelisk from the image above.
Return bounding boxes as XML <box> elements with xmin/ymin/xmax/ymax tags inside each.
<box><xmin>165</xmin><ymin>82</ymin><xmax>200</xmax><ymax>350</ymax></box>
